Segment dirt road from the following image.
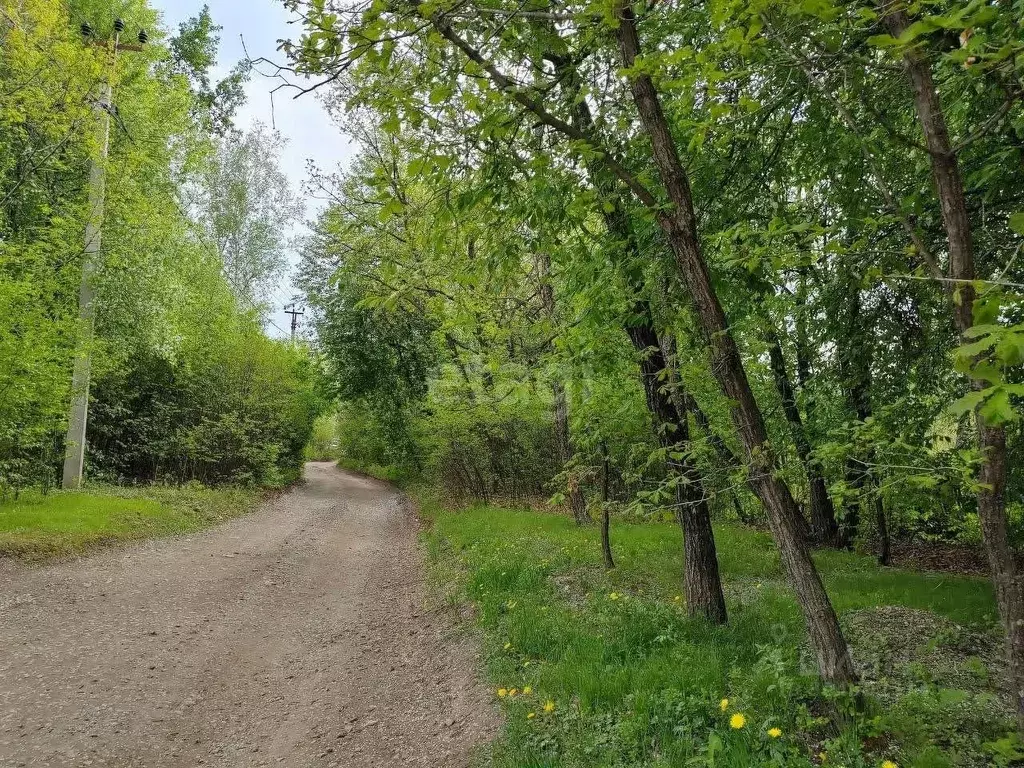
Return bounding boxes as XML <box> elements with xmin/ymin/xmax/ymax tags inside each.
<box><xmin>0</xmin><ymin>463</ymin><xmax>495</xmax><ymax>767</ymax></box>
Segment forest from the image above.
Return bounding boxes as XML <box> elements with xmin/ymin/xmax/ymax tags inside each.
<box><xmin>3</xmin><ymin>0</ymin><xmax>1024</xmax><ymax>765</ymax></box>
<box><xmin>286</xmin><ymin>0</ymin><xmax>1024</xmax><ymax>765</ymax></box>
<box><xmin>0</xmin><ymin>0</ymin><xmax>323</xmax><ymax>498</ymax></box>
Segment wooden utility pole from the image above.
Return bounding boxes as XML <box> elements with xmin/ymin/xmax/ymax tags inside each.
<box><xmin>284</xmin><ymin>303</ymin><xmax>304</xmax><ymax>342</ymax></box>
<box><xmin>62</xmin><ymin>20</ymin><xmax>146</xmax><ymax>489</ymax></box>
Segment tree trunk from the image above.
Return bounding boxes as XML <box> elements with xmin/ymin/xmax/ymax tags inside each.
<box><xmin>544</xmin><ymin>48</ymin><xmax>725</xmax><ymax>622</ymax></box>
<box><xmin>536</xmin><ymin>251</ymin><xmax>588</xmax><ymax>525</ymax></box>
<box><xmin>553</xmin><ymin>380</ymin><xmax>587</xmax><ymax>524</ymax></box>
<box><xmin>615</xmin><ymin>3</ymin><xmax>855</xmax><ymax>683</ymax></box>
<box><xmin>792</xmin><ymin>280</ymin><xmax>839</xmax><ymax>544</ymax></box>
<box><xmin>427</xmin><ymin>4</ymin><xmax>850</xmax><ymax>682</ymax></box>
<box><xmin>874</xmin><ymin>488</ymin><xmax>891</xmax><ymax>567</ymax></box>
<box><xmin>838</xmin><ymin>284</ymin><xmax>869</xmax><ymax>547</ymax></box>
<box><xmin>880</xmin><ymin>2</ymin><xmax>1022</xmax><ymax>728</ymax></box>
<box><xmin>766</xmin><ymin>330</ymin><xmax>839</xmax><ymax>545</ymax></box>
<box><xmin>660</xmin><ymin>333</ymin><xmax>743</xmax><ymax>469</ymax></box>
<box><xmin>627</xmin><ymin>312</ymin><xmax>727</xmax><ymax>624</ymax></box>
<box><xmin>601</xmin><ymin>441</ymin><xmax>615</xmax><ymax>570</ymax></box>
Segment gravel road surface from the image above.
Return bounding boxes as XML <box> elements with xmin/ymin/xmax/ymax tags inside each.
<box><xmin>0</xmin><ymin>462</ymin><xmax>495</xmax><ymax>767</ymax></box>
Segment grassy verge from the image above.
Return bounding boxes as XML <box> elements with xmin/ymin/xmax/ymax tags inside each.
<box><xmin>336</xmin><ymin>457</ymin><xmax>414</xmax><ymax>484</ymax></box>
<box><xmin>422</xmin><ymin>498</ymin><xmax>1017</xmax><ymax>768</ymax></box>
<box><xmin>0</xmin><ymin>484</ymin><xmax>263</xmax><ymax>561</ymax></box>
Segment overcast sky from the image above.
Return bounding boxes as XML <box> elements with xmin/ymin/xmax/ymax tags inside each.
<box><xmin>153</xmin><ymin>0</ymin><xmax>356</xmax><ymax>338</ymax></box>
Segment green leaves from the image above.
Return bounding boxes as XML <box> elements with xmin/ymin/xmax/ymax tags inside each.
<box><xmin>949</xmin><ymin>385</ymin><xmax>1022</xmax><ymax>426</ymax></box>
<box><xmin>1009</xmin><ymin>212</ymin><xmax>1024</xmax><ymax>236</ymax></box>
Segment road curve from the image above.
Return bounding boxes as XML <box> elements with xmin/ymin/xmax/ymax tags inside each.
<box><xmin>0</xmin><ymin>463</ymin><xmax>495</xmax><ymax>767</ymax></box>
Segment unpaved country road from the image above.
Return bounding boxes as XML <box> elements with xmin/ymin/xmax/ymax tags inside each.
<box><xmin>0</xmin><ymin>463</ymin><xmax>496</xmax><ymax>767</ymax></box>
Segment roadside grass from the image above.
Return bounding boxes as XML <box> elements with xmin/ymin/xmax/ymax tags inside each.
<box><xmin>0</xmin><ymin>484</ymin><xmax>262</xmax><ymax>561</ymax></box>
<box><xmin>423</xmin><ymin>500</ymin><xmax>1016</xmax><ymax>768</ymax></box>
<box><xmin>337</xmin><ymin>457</ymin><xmax>413</xmax><ymax>484</ymax></box>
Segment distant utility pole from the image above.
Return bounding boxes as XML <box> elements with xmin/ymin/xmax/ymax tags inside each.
<box><xmin>284</xmin><ymin>303</ymin><xmax>305</xmax><ymax>342</ymax></box>
<box><xmin>62</xmin><ymin>19</ymin><xmax>147</xmax><ymax>490</ymax></box>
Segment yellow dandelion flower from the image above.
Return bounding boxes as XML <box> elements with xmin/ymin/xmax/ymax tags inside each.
<box><xmin>497</xmin><ymin>688</ymin><xmax>508</xmax><ymax>698</ymax></box>
<box><xmin>509</xmin><ymin>688</ymin><xmax>518</xmax><ymax>697</ymax></box>
<box><xmin>523</xmin><ymin>686</ymin><xmax>532</xmax><ymax>694</ymax></box>
<box><xmin>768</xmin><ymin>727</ymin><xmax>782</xmax><ymax>738</ymax></box>
<box><xmin>527</xmin><ymin>712</ymin><xmax>536</xmax><ymax>719</ymax></box>
<box><xmin>729</xmin><ymin>713</ymin><xmax>746</xmax><ymax>730</ymax></box>
<box><xmin>719</xmin><ymin>698</ymin><xmax>729</xmax><ymax>712</ymax></box>
<box><xmin>881</xmin><ymin>762</ymin><xmax>898</xmax><ymax>768</ymax></box>
<box><xmin>609</xmin><ymin>592</ymin><xmax>620</xmax><ymax>600</ymax></box>
<box><xmin>543</xmin><ymin>700</ymin><xmax>555</xmax><ymax>713</ymax></box>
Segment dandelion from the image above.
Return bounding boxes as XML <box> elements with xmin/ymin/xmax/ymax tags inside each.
<box><xmin>609</xmin><ymin>592</ymin><xmax>620</xmax><ymax>601</ymax></box>
<box><xmin>768</xmin><ymin>727</ymin><xmax>782</xmax><ymax>739</ymax></box>
<box><xmin>719</xmin><ymin>698</ymin><xmax>729</xmax><ymax>712</ymax></box>
<box><xmin>497</xmin><ymin>688</ymin><xmax>508</xmax><ymax>698</ymax></box>
<box><xmin>881</xmin><ymin>762</ymin><xmax>898</xmax><ymax>768</ymax></box>
<box><xmin>729</xmin><ymin>713</ymin><xmax>746</xmax><ymax>730</ymax></box>
<box><xmin>527</xmin><ymin>712</ymin><xmax>536</xmax><ymax>719</ymax></box>
<box><xmin>523</xmin><ymin>686</ymin><xmax>532</xmax><ymax>695</ymax></box>
<box><xmin>543</xmin><ymin>700</ymin><xmax>555</xmax><ymax>713</ymax></box>
<box><xmin>509</xmin><ymin>688</ymin><xmax>518</xmax><ymax>697</ymax></box>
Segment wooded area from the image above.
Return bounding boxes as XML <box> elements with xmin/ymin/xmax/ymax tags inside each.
<box><xmin>1</xmin><ymin>0</ymin><xmax>323</xmax><ymax>492</ymax></box>
<box><xmin>4</xmin><ymin>0</ymin><xmax>1024</xmax><ymax>764</ymax></box>
<box><xmin>282</xmin><ymin>0</ymin><xmax>1024</xmax><ymax>761</ymax></box>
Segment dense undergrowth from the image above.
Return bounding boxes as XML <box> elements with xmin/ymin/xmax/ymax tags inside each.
<box><xmin>0</xmin><ymin>484</ymin><xmax>262</xmax><ymax>561</ymax></box>
<box><xmin>420</xmin><ymin>496</ymin><xmax>1018</xmax><ymax>768</ymax></box>
<box><xmin>0</xmin><ymin>1</ymin><xmax>324</xmax><ymax>496</ymax></box>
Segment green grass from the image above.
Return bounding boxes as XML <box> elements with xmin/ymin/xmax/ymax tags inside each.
<box><xmin>0</xmin><ymin>484</ymin><xmax>262</xmax><ymax>561</ymax></box>
<box><xmin>423</xmin><ymin>500</ymin><xmax>1017</xmax><ymax>768</ymax></box>
<box><xmin>336</xmin><ymin>457</ymin><xmax>413</xmax><ymax>484</ymax></box>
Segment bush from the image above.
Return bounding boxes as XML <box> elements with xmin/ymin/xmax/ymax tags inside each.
<box><xmin>87</xmin><ymin>325</ymin><xmax>324</xmax><ymax>487</ymax></box>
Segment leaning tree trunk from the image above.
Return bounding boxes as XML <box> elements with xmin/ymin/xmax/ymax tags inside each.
<box><xmin>544</xmin><ymin>48</ymin><xmax>726</xmax><ymax>622</ymax></box>
<box><xmin>425</xmin><ymin>1</ymin><xmax>852</xmax><ymax>683</ymax></box>
<box><xmin>880</xmin><ymin>1</ymin><xmax>1022</xmax><ymax>728</ymax></box>
<box><xmin>615</xmin><ymin>3</ymin><xmax>855</xmax><ymax>683</ymax></box>
<box><xmin>766</xmin><ymin>329</ymin><xmax>840</xmax><ymax>545</ymax></box>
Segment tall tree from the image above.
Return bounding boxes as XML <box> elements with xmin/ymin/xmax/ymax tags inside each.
<box><xmin>194</xmin><ymin>123</ymin><xmax>302</xmax><ymax>309</ymax></box>
<box><xmin>876</xmin><ymin>0</ymin><xmax>1023</xmax><ymax>728</ymax></box>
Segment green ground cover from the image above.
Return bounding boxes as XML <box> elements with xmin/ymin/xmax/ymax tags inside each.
<box><xmin>0</xmin><ymin>484</ymin><xmax>261</xmax><ymax>561</ymax></box>
<box><xmin>423</xmin><ymin>500</ymin><xmax>1017</xmax><ymax>768</ymax></box>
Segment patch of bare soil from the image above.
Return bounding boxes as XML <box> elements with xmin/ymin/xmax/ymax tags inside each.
<box><xmin>845</xmin><ymin>606</ymin><xmax>1009</xmax><ymax>707</ymax></box>
<box><xmin>886</xmin><ymin>540</ymin><xmax>1024</xmax><ymax>577</ymax></box>
<box><xmin>0</xmin><ymin>462</ymin><xmax>497</xmax><ymax>767</ymax></box>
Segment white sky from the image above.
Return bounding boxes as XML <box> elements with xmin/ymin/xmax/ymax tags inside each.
<box><xmin>153</xmin><ymin>0</ymin><xmax>356</xmax><ymax>338</ymax></box>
